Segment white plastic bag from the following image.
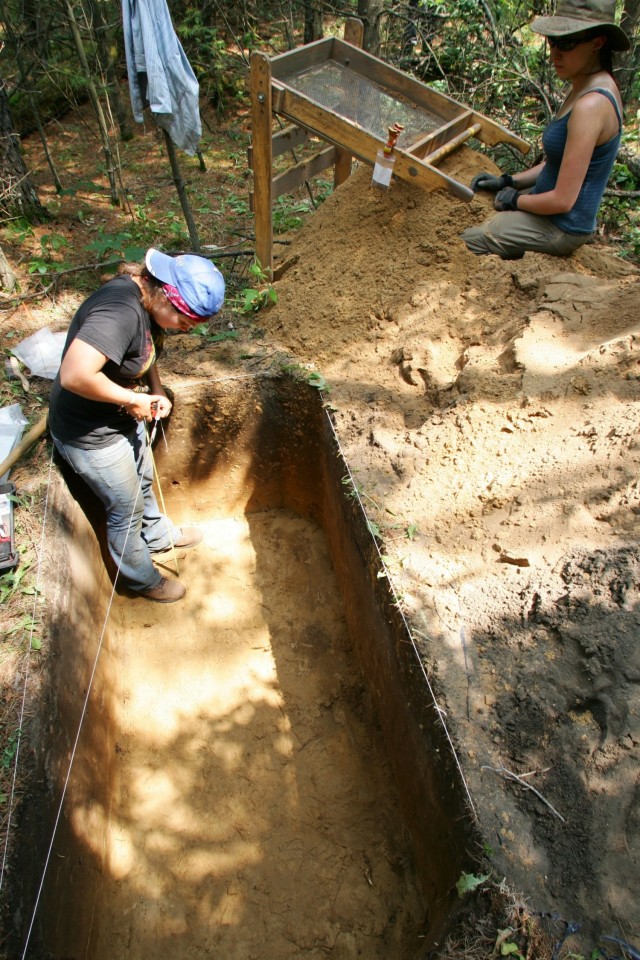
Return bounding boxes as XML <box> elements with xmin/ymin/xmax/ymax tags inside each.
<box><xmin>0</xmin><ymin>404</ymin><xmax>29</xmax><ymax>482</ymax></box>
<box><xmin>11</xmin><ymin>328</ymin><xmax>67</xmax><ymax>379</ymax></box>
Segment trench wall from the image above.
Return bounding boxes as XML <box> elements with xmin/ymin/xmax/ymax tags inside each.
<box><xmin>13</xmin><ymin>466</ymin><xmax>120</xmax><ymax>957</ymax></box>
<box><xmin>152</xmin><ymin>376</ymin><xmax>477</xmax><ymax>935</ymax></box>
<box><xmin>13</xmin><ymin>374</ymin><xmax>476</xmax><ymax>956</ymax></box>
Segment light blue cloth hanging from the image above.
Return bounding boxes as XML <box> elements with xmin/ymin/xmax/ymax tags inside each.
<box><xmin>122</xmin><ymin>0</ymin><xmax>201</xmax><ymax>155</ymax></box>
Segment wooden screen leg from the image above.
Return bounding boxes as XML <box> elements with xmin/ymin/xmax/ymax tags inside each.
<box><xmin>334</xmin><ymin>18</ymin><xmax>364</xmax><ymax>188</ymax></box>
<box><xmin>333</xmin><ymin>150</ymin><xmax>352</xmax><ymax>187</ymax></box>
<box><xmin>250</xmin><ymin>52</ymin><xmax>273</xmax><ymax>278</ymax></box>
<box><xmin>344</xmin><ymin>17</ymin><xmax>364</xmax><ymax>46</ymax></box>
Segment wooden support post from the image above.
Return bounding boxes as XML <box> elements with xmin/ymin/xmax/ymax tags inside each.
<box><xmin>250</xmin><ymin>52</ymin><xmax>274</xmax><ymax>278</ymax></box>
<box><xmin>344</xmin><ymin>16</ymin><xmax>364</xmax><ymax>47</ymax></box>
<box><xmin>334</xmin><ymin>18</ymin><xmax>364</xmax><ymax>187</ymax></box>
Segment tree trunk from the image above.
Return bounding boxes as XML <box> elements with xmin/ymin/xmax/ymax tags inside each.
<box><xmin>618</xmin><ymin>146</ymin><xmax>640</xmax><ymax>181</ymax></box>
<box><xmin>162</xmin><ymin>129</ymin><xmax>201</xmax><ymax>252</ymax></box>
<box><xmin>30</xmin><ymin>96</ymin><xmax>64</xmax><ymax>192</ymax></box>
<box><xmin>403</xmin><ymin>0</ymin><xmax>419</xmax><ymax>55</ymax></box>
<box><xmin>87</xmin><ymin>0</ymin><xmax>133</xmax><ymax>141</ymax></box>
<box><xmin>0</xmin><ymin>81</ymin><xmax>49</xmax><ymax>224</ymax></box>
<box><xmin>619</xmin><ymin>0</ymin><xmax>640</xmax><ymax>103</ymax></box>
<box><xmin>621</xmin><ymin>0</ymin><xmax>640</xmax><ymax>36</ymax></box>
<box><xmin>357</xmin><ymin>0</ymin><xmax>384</xmax><ymax>54</ymax></box>
<box><xmin>64</xmin><ymin>0</ymin><xmax>119</xmax><ymax>205</ymax></box>
<box><xmin>303</xmin><ymin>0</ymin><xmax>323</xmax><ymax>44</ymax></box>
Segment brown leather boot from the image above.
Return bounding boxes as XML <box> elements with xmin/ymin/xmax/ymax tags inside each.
<box><xmin>139</xmin><ymin>577</ymin><xmax>186</xmax><ymax>603</ymax></box>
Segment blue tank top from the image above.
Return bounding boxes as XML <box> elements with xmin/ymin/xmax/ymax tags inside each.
<box><xmin>531</xmin><ymin>88</ymin><xmax>622</xmax><ymax>235</ymax></box>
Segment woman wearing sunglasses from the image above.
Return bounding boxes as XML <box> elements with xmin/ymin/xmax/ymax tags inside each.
<box><xmin>49</xmin><ymin>249</ymin><xmax>225</xmax><ymax>602</ymax></box>
<box><xmin>461</xmin><ymin>0</ymin><xmax>630</xmax><ymax>260</ymax></box>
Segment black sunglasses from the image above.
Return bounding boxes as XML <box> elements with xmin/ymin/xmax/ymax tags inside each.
<box><xmin>547</xmin><ymin>31</ymin><xmax>598</xmax><ymax>51</ymax></box>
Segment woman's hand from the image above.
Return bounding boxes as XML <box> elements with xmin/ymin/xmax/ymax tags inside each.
<box><xmin>126</xmin><ymin>393</ymin><xmax>172</xmax><ymax>421</ymax></box>
<box><xmin>470</xmin><ymin>172</ymin><xmax>513</xmax><ymax>192</ymax></box>
<box><xmin>149</xmin><ymin>394</ymin><xmax>172</xmax><ymax>419</ymax></box>
<box><xmin>144</xmin><ymin>362</ymin><xmax>171</xmax><ymax>419</ymax></box>
<box><xmin>60</xmin><ymin>341</ymin><xmax>173</xmax><ymax>422</ymax></box>
<box><xmin>494</xmin><ymin>187</ymin><xmax>519</xmax><ymax>211</ymax></box>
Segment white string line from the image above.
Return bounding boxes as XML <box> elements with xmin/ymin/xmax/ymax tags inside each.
<box><xmin>11</xmin><ymin>380</ymin><xmax>235</xmax><ymax>951</ymax></box>
<box><xmin>19</xmin><ymin>426</ymin><xmax>158</xmax><ymax>960</ymax></box>
<box><xmin>322</xmin><ymin>403</ymin><xmax>478</xmax><ymax>821</ymax></box>
<box><xmin>145</xmin><ymin>416</ymin><xmax>178</xmax><ymax>576</ymax></box>
<box><xmin>0</xmin><ymin>452</ymin><xmax>55</xmax><ymax>892</ymax></box>
<box><xmin>160</xmin><ymin>372</ymin><xmax>264</xmax><ymax>390</ymax></box>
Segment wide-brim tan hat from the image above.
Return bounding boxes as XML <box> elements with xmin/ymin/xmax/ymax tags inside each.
<box><xmin>531</xmin><ymin>0</ymin><xmax>630</xmax><ymax>51</ymax></box>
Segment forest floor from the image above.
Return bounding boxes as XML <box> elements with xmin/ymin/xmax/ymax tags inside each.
<box><xmin>1</xmin><ymin>99</ymin><xmax>639</xmax><ymax>957</ymax></box>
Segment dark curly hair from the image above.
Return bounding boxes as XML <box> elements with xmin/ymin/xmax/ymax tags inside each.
<box><xmin>117</xmin><ymin>261</ymin><xmax>167</xmax><ymax>354</ymax></box>
<box><xmin>117</xmin><ymin>261</ymin><xmax>166</xmax><ymax>313</ymax></box>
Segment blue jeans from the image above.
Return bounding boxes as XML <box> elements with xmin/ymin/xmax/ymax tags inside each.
<box><xmin>52</xmin><ymin>422</ymin><xmax>180</xmax><ymax>592</ymax></box>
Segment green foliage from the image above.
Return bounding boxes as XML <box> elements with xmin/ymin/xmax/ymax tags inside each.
<box><xmin>191</xmin><ymin>324</ymin><xmax>239</xmax><ymax>343</ymax></box>
<box><xmin>223</xmin><ymin>196</ymin><xmax>251</xmax><ymax>217</ymax></box>
<box><xmin>273</xmin><ymin>197</ymin><xmax>307</xmax><ymax>234</ymax></box>
<box><xmin>84</xmin><ymin>229</ymin><xmax>146</xmax><ymax>262</ymax></box>
<box><xmin>241</xmin><ymin>261</ymin><xmax>278</xmax><ymax>313</ymax></box>
<box><xmin>40</xmin><ymin>233</ymin><xmax>69</xmax><ymax>255</ymax></box>
<box><xmin>387</xmin><ymin>0</ymin><xmax>562</xmax><ymax>143</ymax></box>
<box><xmin>307</xmin><ymin>371</ymin><xmax>328</xmax><ymax>391</ymax></box>
<box><xmin>25</xmin><ymin>232</ymin><xmax>71</xmax><ymax>273</ymax></box>
<box><xmin>59</xmin><ymin>180</ymin><xmax>106</xmax><ymax>197</ymax></box>
<box><xmin>0</xmin><ymin>560</ymin><xmax>36</xmax><ymax>604</ymax></box>
<box><xmin>27</xmin><ymin>258</ymin><xmax>51</xmax><ymax>276</ymax></box>
<box><xmin>4</xmin><ymin>219</ymin><xmax>34</xmax><ymax>244</ymax></box>
<box><xmin>165</xmin><ymin>221</ymin><xmax>190</xmax><ymax>247</ymax></box>
<box><xmin>341</xmin><ymin>474</ymin><xmax>362</xmax><ymax>502</ymax></box>
<box><xmin>367</xmin><ymin>519</ymin><xmax>382</xmax><ymax>539</ymax></box>
<box><xmin>561</xmin><ymin>954</ymin><xmax>599</xmax><ymax>960</ymax></box>
<box><xmin>177</xmin><ymin>8</ymin><xmax>248</xmax><ymax>114</ymax></box>
<box><xmin>598</xmin><ymin>136</ymin><xmax>640</xmax><ymax>263</ymax></box>
<box><xmin>3</xmin><ymin>612</ymin><xmax>40</xmax><ymax>644</ymax></box>
<box><xmin>269</xmin><ymin>183</ymin><xmax>333</xmax><ymax>234</ymax></box>
<box><xmin>456</xmin><ymin>870</ymin><xmax>491</xmax><ymax>898</ymax></box>
<box><xmin>132</xmin><ymin>203</ymin><xmax>158</xmax><ymax>226</ymax></box>
<box><xmin>1</xmin><ymin>729</ymin><xmax>21</xmax><ymax>772</ymax></box>
<box><xmin>500</xmin><ymin>942</ymin><xmax>524</xmax><ymax>959</ymax></box>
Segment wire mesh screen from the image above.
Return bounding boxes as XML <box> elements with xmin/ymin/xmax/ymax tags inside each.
<box><xmin>283</xmin><ymin>60</ymin><xmax>443</xmax><ymax>147</ymax></box>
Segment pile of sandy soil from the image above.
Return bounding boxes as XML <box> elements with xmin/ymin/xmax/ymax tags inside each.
<box><xmin>247</xmin><ymin>153</ymin><xmax>640</xmax><ymax>950</ymax></box>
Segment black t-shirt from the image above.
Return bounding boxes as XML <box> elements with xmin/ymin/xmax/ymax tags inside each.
<box><xmin>49</xmin><ymin>276</ymin><xmax>156</xmax><ymax>448</ymax></box>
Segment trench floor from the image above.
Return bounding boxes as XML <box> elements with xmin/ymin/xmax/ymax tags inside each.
<box><xmin>96</xmin><ymin>508</ymin><xmax>424</xmax><ymax>959</ymax></box>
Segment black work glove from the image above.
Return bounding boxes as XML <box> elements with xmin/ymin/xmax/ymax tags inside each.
<box><xmin>494</xmin><ymin>186</ymin><xmax>519</xmax><ymax>211</ymax></box>
<box><xmin>470</xmin><ymin>171</ymin><xmax>514</xmax><ymax>193</ymax></box>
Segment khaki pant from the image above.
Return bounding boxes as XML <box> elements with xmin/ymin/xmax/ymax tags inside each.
<box><xmin>461</xmin><ymin>211</ymin><xmax>593</xmax><ymax>260</ymax></box>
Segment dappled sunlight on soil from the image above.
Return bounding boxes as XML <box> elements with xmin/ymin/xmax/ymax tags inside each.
<box><xmin>81</xmin><ymin>511</ymin><xmax>425</xmax><ymax>958</ymax></box>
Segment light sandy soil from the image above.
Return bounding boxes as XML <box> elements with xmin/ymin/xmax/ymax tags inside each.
<box><xmin>101</xmin><ymin>514</ymin><xmax>424</xmax><ymax>959</ymax></box>
<box><xmin>4</xmin><ymin>121</ymin><xmax>639</xmax><ymax>956</ymax></box>
<box><xmin>242</xmin><ymin>155</ymin><xmax>640</xmax><ymax>951</ymax></box>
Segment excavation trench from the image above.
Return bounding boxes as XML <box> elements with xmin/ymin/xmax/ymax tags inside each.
<box><xmin>15</xmin><ymin>375</ymin><xmax>476</xmax><ymax>959</ymax></box>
